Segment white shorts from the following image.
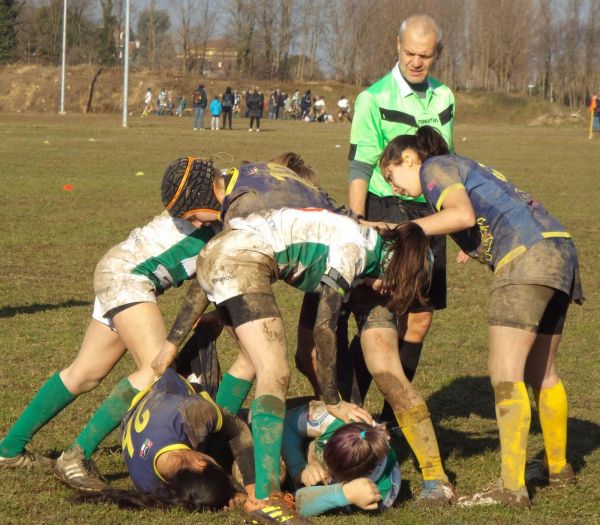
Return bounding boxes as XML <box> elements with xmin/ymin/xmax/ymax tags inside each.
<box><xmin>197</xmin><ymin>230</ymin><xmax>277</xmax><ymax>305</ymax></box>
<box><xmin>93</xmin><ymin>245</ymin><xmax>157</xmax><ymax>320</ymax></box>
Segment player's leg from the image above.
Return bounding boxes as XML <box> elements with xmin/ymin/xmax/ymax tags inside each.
<box><xmin>359</xmin><ymin>304</ymin><xmax>454</xmax><ymax>506</ymax></box>
<box><xmin>55</xmin><ymin>302</ymin><xmax>165</xmax><ymax>490</ymax></box>
<box><xmin>525</xmin><ymin>292</ymin><xmax>574</xmax><ymax>486</ymax></box>
<box><xmin>0</xmin><ymin>318</ymin><xmax>126</xmax><ymax>468</ymax></box>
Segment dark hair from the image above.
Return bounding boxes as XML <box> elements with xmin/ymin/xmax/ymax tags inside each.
<box><xmin>379</xmin><ymin>126</ymin><xmax>450</xmax><ymax>174</ymax></box>
<box><xmin>323</xmin><ymin>423</ymin><xmax>389</xmax><ymax>482</ymax></box>
<box><xmin>71</xmin><ymin>463</ymin><xmax>239</xmax><ymax>511</ymax></box>
<box><xmin>380</xmin><ymin>222</ymin><xmax>431</xmax><ymax>314</ymax></box>
<box><xmin>269</xmin><ymin>152</ymin><xmax>321</xmax><ymax>188</ymax></box>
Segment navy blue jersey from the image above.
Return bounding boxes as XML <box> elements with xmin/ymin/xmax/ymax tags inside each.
<box><xmin>120</xmin><ymin>369</ymin><xmax>222</xmax><ymax>492</ymax></box>
<box><xmin>220</xmin><ymin>162</ymin><xmax>337</xmax><ymax>224</ymax></box>
<box><xmin>420</xmin><ymin>155</ymin><xmax>570</xmax><ymax>272</ymax></box>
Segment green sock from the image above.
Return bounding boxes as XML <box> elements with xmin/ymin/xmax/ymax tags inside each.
<box><xmin>216</xmin><ymin>373</ymin><xmax>252</xmax><ymax>414</ymax></box>
<box><xmin>251</xmin><ymin>395</ymin><xmax>285</xmax><ymax>499</ymax></box>
<box><xmin>0</xmin><ymin>372</ymin><xmax>75</xmax><ymax>457</ymax></box>
<box><xmin>73</xmin><ymin>378</ymin><xmax>139</xmax><ymax>458</ymax></box>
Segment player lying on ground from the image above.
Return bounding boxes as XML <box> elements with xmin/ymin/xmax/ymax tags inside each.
<box><xmin>72</xmin><ymin>368</ymin><xmax>254</xmax><ymax>511</ymax></box>
<box><xmin>0</xmin><ymin>157</ymin><xmax>222</xmax><ymax>491</ymax></box>
<box><xmin>282</xmin><ymin>399</ymin><xmax>401</xmax><ymax>516</ymax></box>
<box><xmin>380</xmin><ymin>125</ymin><xmax>584</xmax><ymax>508</ymax></box>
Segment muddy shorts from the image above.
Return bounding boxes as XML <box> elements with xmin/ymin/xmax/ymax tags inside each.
<box><xmin>365</xmin><ymin>193</ymin><xmax>446</xmax><ymax>311</ymax></box>
<box><xmin>93</xmin><ymin>245</ymin><xmax>157</xmax><ymax>321</ymax></box>
<box><xmin>197</xmin><ymin>229</ymin><xmax>280</xmax><ymax>326</ymax></box>
<box><xmin>489</xmin><ymin>238</ymin><xmax>584</xmax><ymax>333</ymax></box>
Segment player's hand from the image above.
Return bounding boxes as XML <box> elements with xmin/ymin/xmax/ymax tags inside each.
<box><xmin>151</xmin><ymin>341</ymin><xmax>178</xmax><ymax>377</ymax></box>
<box><xmin>224</xmin><ymin>491</ymin><xmax>246</xmax><ymax>511</ymax></box>
<box><xmin>456</xmin><ymin>250</ymin><xmax>470</xmax><ymax>264</ymax></box>
<box><xmin>342</xmin><ymin>478</ymin><xmax>381</xmax><ymax>510</ymax></box>
<box><xmin>300</xmin><ymin>463</ymin><xmax>331</xmax><ymax>486</ymax></box>
<box><xmin>326</xmin><ymin>400</ymin><xmax>373</xmax><ymax>425</ymax></box>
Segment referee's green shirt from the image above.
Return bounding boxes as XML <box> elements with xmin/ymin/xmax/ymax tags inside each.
<box><xmin>349</xmin><ymin>64</ymin><xmax>455</xmax><ymax>203</ymax></box>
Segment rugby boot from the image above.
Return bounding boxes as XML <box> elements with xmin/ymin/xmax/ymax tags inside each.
<box><xmin>246</xmin><ymin>492</ymin><xmax>313</xmax><ymax>524</ymax></box>
<box><xmin>0</xmin><ymin>449</ymin><xmax>53</xmax><ymax>469</ymax></box>
<box><xmin>415</xmin><ymin>479</ymin><xmax>457</xmax><ymax>507</ymax></box>
<box><xmin>525</xmin><ymin>458</ymin><xmax>576</xmax><ymax>487</ymax></box>
<box><xmin>457</xmin><ymin>478</ymin><xmax>531</xmax><ymax>509</ymax></box>
<box><xmin>53</xmin><ymin>444</ymin><xmax>107</xmax><ymax>491</ymax></box>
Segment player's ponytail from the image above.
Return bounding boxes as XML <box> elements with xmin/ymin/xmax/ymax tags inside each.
<box><xmin>379</xmin><ymin>126</ymin><xmax>450</xmax><ymax>173</ymax></box>
<box><xmin>323</xmin><ymin>422</ymin><xmax>389</xmax><ymax>482</ymax></box>
<box><xmin>380</xmin><ymin>222</ymin><xmax>431</xmax><ymax>314</ymax></box>
<box><xmin>414</xmin><ymin>125</ymin><xmax>450</xmax><ymax>160</ymax></box>
<box><xmin>71</xmin><ymin>463</ymin><xmax>240</xmax><ymax>511</ymax></box>
<box><xmin>269</xmin><ymin>151</ymin><xmax>321</xmax><ymax>188</ymax></box>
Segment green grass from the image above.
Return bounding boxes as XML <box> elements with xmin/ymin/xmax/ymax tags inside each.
<box><xmin>1</xmin><ymin>113</ymin><xmax>599</xmax><ymax>524</ymax></box>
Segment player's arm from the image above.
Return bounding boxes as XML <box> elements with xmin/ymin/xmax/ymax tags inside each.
<box><xmin>152</xmin><ymin>280</ymin><xmax>210</xmax><ymax>376</ymax></box>
<box><xmin>348</xmin><ymin>92</ymin><xmax>382</xmax><ymax>217</ymax></box>
<box><xmin>218</xmin><ymin>410</ymin><xmax>255</xmax><ymax>488</ymax></box>
<box><xmin>413</xmin><ymin>187</ymin><xmax>475</xmax><ymax>236</ymax></box>
<box><xmin>313</xmin><ymin>282</ymin><xmax>372</xmax><ymax>425</ymax></box>
<box><xmin>281</xmin><ymin>404</ymin><xmax>311</xmax><ymax>487</ymax></box>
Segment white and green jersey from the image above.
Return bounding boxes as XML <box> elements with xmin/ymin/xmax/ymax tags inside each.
<box><xmin>229</xmin><ymin>208</ymin><xmax>383</xmax><ymax>293</ymax></box>
<box><xmin>350</xmin><ymin>64</ymin><xmax>455</xmax><ymax>202</ymax></box>
<box><xmin>118</xmin><ymin>210</ymin><xmax>216</xmax><ymax>293</ymax></box>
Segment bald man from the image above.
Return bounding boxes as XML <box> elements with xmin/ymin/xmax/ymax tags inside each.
<box><xmin>342</xmin><ymin>14</ymin><xmax>456</xmax><ymax>506</ymax></box>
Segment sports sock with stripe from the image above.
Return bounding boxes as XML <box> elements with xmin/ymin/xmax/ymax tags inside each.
<box><xmin>216</xmin><ymin>372</ymin><xmax>253</xmax><ymax>415</ymax></box>
<box><xmin>251</xmin><ymin>395</ymin><xmax>286</xmax><ymax>499</ymax></box>
<box><xmin>495</xmin><ymin>381</ymin><xmax>531</xmax><ymax>491</ymax></box>
<box><xmin>533</xmin><ymin>379</ymin><xmax>568</xmax><ymax>474</ymax></box>
<box><xmin>395</xmin><ymin>403</ymin><xmax>448</xmax><ymax>482</ymax></box>
<box><xmin>73</xmin><ymin>378</ymin><xmax>139</xmax><ymax>458</ymax></box>
<box><xmin>0</xmin><ymin>372</ymin><xmax>75</xmax><ymax>458</ymax></box>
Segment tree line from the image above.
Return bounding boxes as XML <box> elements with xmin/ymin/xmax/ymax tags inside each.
<box><xmin>1</xmin><ymin>0</ymin><xmax>599</xmax><ymax>106</ymax></box>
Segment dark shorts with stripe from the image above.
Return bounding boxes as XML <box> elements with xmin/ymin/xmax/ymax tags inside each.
<box><xmin>365</xmin><ymin>192</ymin><xmax>446</xmax><ymax>311</ymax></box>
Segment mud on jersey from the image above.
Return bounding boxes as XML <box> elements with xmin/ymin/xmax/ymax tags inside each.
<box><xmin>115</xmin><ymin>210</ymin><xmax>217</xmax><ymax>293</ymax></box>
<box><xmin>228</xmin><ymin>208</ymin><xmax>383</xmax><ymax>293</ymax></box>
<box><xmin>420</xmin><ymin>155</ymin><xmax>570</xmax><ymax>272</ymax></box>
<box><xmin>121</xmin><ymin>369</ymin><xmax>222</xmax><ymax>493</ymax></box>
<box><xmin>220</xmin><ymin>162</ymin><xmax>336</xmax><ymax>224</ymax></box>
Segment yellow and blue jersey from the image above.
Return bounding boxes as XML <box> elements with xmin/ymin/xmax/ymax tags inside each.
<box><xmin>120</xmin><ymin>369</ymin><xmax>222</xmax><ymax>493</ymax></box>
<box><xmin>420</xmin><ymin>155</ymin><xmax>570</xmax><ymax>272</ymax></box>
<box><xmin>220</xmin><ymin>162</ymin><xmax>337</xmax><ymax>222</ymax></box>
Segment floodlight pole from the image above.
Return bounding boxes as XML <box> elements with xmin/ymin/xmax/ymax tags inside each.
<box><xmin>59</xmin><ymin>0</ymin><xmax>67</xmax><ymax>114</ymax></box>
<box><xmin>122</xmin><ymin>0</ymin><xmax>130</xmax><ymax>127</ymax></box>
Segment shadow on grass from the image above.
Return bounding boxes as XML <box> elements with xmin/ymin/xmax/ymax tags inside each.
<box><xmin>0</xmin><ymin>300</ymin><xmax>90</xmax><ymax>318</ymax></box>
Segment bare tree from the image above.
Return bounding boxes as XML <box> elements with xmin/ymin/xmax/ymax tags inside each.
<box><xmin>178</xmin><ymin>0</ymin><xmax>197</xmax><ymax>73</ymax></box>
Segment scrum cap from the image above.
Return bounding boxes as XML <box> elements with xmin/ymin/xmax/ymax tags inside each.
<box><xmin>161</xmin><ymin>157</ymin><xmax>221</xmax><ymax>217</ymax></box>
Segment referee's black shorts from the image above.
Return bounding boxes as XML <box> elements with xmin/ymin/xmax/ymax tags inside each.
<box><xmin>365</xmin><ymin>192</ymin><xmax>447</xmax><ymax>311</ymax></box>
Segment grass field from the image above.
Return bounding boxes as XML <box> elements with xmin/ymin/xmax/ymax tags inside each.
<box><xmin>1</xmin><ymin>113</ymin><xmax>599</xmax><ymax>524</ymax></box>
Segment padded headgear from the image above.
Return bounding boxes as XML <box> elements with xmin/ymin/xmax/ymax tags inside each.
<box><xmin>161</xmin><ymin>157</ymin><xmax>221</xmax><ymax>217</ymax></box>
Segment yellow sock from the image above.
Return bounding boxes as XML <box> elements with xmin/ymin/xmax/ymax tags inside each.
<box><xmin>533</xmin><ymin>379</ymin><xmax>568</xmax><ymax>474</ymax></box>
<box><xmin>494</xmin><ymin>381</ymin><xmax>531</xmax><ymax>491</ymax></box>
<box><xmin>395</xmin><ymin>404</ymin><xmax>447</xmax><ymax>482</ymax></box>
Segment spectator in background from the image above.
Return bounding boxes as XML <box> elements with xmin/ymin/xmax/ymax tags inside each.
<box><xmin>246</xmin><ymin>88</ymin><xmax>262</xmax><ymax>132</ymax></box>
<box><xmin>141</xmin><ymin>87</ymin><xmax>153</xmax><ymax>117</ymax></box>
<box><xmin>175</xmin><ymin>95</ymin><xmax>187</xmax><ymax>117</ymax></box>
<box><xmin>192</xmin><ymin>84</ymin><xmax>208</xmax><ymax>130</ymax></box>
<box><xmin>314</xmin><ymin>96</ymin><xmax>327</xmax><ymax>122</ymax></box>
<box><xmin>300</xmin><ymin>90</ymin><xmax>311</xmax><ymax>120</ymax></box>
<box><xmin>233</xmin><ymin>91</ymin><xmax>241</xmax><ymax>118</ymax></box>
<box><xmin>221</xmin><ymin>87</ymin><xmax>234</xmax><ymax>129</ymax></box>
<box><xmin>337</xmin><ymin>95</ymin><xmax>352</xmax><ymax>123</ymax></box>
<box><xmin>268</xmin><ymin>91</ymin><xmax>278</xmax><ymax>119</ymax></box>
<box><xmin>210</xmin><ymin>95</ymin><xmax>222</xmax><ymax>130</ymax></box>
<box><xmin>158</xmin><ymin>88</ymin><xmax>168</xmax><ymax>116</ymax></box>
<box><xmin>276</xmin><ymin>91</ymin><xmax>286</xmax><ymax>119</ymax></box>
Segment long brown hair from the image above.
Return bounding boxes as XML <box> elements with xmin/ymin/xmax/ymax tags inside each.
<box><xmin>379</xmin><ymin>125</ymin><xmax>450</xmax><ymax>174</ymax></box>
<box><xmin>379</xmin><ymin>222</ymin><xmax>431</xmax><ymax>314</ymax></box>
<box><xmin>323</xmin><ymin>423</ymin><xmax>389</xmax><ymax>482</ymax></box>
<box><xmin>269</xmin><ymin>151</ymin><xmax>321</xmax><ymax>188</ymax></box>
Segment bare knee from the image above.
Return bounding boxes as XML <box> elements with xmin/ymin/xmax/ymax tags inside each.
<box><xmin>60</xmin><ymin>366</ymin><xmax>104</xmax><ymax>395</ymax></box>
<box><xmin>405</xmin><ymin>311</ymin><xmax>433</xmax><ymax>341</ymax></box>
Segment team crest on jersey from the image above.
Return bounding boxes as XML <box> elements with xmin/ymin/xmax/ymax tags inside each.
<box><xmin>427</xmin><ymin>180</ymin><xmax>437</xmax><ymax>191</ymax></box>
<box><xmin>139</xmin><ymin>438</ymin><xmax>153</xmax><ymax>460</ymax></box>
